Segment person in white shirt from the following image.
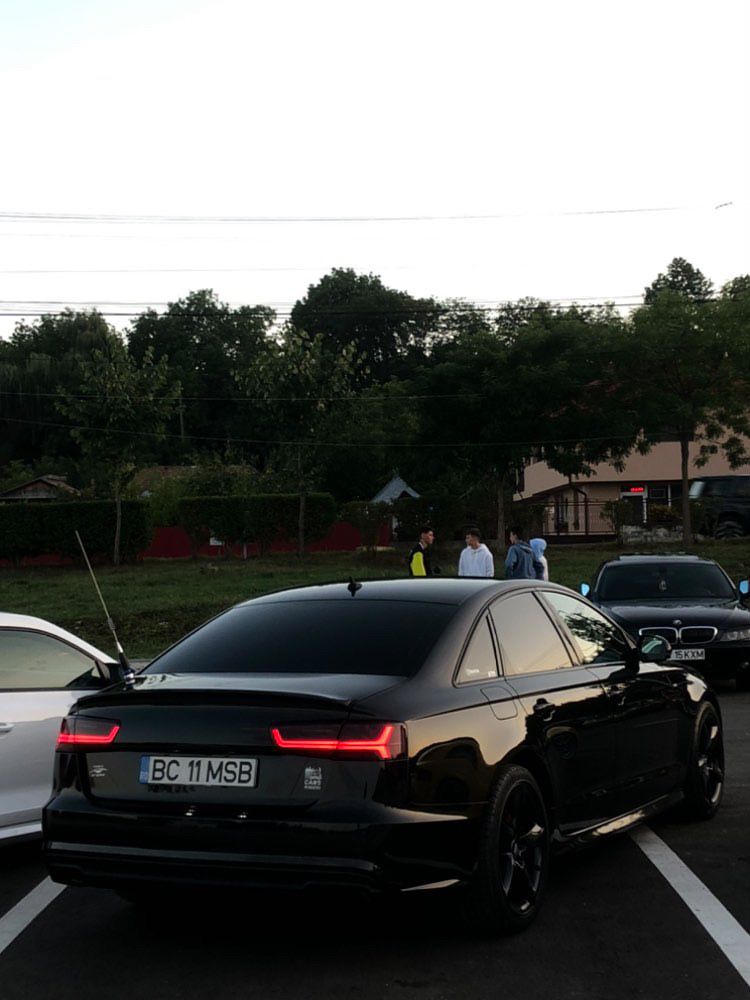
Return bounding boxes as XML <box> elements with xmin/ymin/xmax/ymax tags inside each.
<box><xmin>458</xmin><ymin>528</ymin><xmax>494</xmax><ymax>578</ymax></box>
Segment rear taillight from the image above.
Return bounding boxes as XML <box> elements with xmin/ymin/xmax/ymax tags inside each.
<box><xmin>57</xmin><ymin>716</ymin><xmax>120</xmax><ymax>747</ymax></box>
<box><xmin>271</xmin><ymin>722</ymin><xmax>405</xmax><ymax>760</ymax></box>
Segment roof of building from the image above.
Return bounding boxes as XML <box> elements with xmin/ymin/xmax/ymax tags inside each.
<box><xmin>0</xmin><ymin>475</ymin><xmax>80</xmax><ymax>499</ymax></box>
<box><xmin>371</xmin><ymin>475</ymin><xmax>420</xmax><ymax>504</ymax></box>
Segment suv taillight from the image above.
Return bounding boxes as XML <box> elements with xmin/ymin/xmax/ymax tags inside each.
<box><xmin>57</xmin><ymin>716</ymin><xmax>120</xmax><ymax>747</ymax></box>
<box><xmin>271</xmin><ymin>722</ymin><xmax>405</xmax><ymax>760</ymax></box>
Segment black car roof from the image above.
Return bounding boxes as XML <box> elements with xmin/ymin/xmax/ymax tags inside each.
<box><xmin>240</xmin><ymin>578</ymin><xmax>509</xmax><ymax>607</ymax></box>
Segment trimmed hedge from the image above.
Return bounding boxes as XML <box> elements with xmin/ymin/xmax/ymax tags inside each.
<box><xmin>177</xmin><ymin>493</ymin><xmax>338</xmax><ymax>555</ymax></box>
<box><xmin>0</xmin><ymin>500</ymin><xmax>152</xmax><ymax>565</ymax></box>
<box><xmin>340</xmin><ymin>501</ymin><xmax>391</xmax><ymax>552</ymax></box>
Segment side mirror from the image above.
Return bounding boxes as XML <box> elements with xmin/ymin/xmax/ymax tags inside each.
<box><xmin>739</xmin><ymin>579</ymin><xmax>749</xmax><ymax>596</ymax></box>
<box><xmin>637</xmin><ymin>635</ymin><xmax>671</xmax><ymax>664</ymax></box>
<box><xmin>580</xmin><ymin>583</ymin><xmax>590</xmax><ymax>597</ymax></box>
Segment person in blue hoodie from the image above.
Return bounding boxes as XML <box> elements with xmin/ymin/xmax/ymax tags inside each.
<box><xmin>529</xmin><ymin>537</ymin><xmax>549</xmax><ymax>581</ymax></box>
<box><xmin>505</xmin><ymin>526</ymin><xmax>544</xmax><ymax>580</ymax></box>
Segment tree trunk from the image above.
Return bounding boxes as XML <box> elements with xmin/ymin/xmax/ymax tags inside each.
<box><xmin>298</xmin><ymin>491</ymin><xmax>306</xmax><ymax>558</ymax></box>
<box><xmin>113</xmin><ymin>489</ymin><xmax>122</xmax><ymax>568</ymax></box>
<box><xmin>178</xmin><ymin>394</ymin><xmax>186</xmax><ymax>444</ymax></box>
<box><xmin>496</xmin><ymin>472</ymin><xmax>507</xmax><ymax>554</ymax></box>
<box><xmin>297</xmin><ymin>446</ymin><xmax>306</xmax><ymax>558</ymax></box>
<box><xmin>680</xmin><ymin>434</ymin><xmax>693</xmax><ymax>545</ymax></box>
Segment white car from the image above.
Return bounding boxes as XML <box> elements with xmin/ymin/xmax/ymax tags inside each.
<box><xmin>0</xmin><ymin>613</ymin><xmax>119</xmax><ymax>842</ymax></box>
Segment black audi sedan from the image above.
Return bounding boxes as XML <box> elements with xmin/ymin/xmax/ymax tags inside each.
<box><xmin>44</xmin><ymin>578</ymin><xmax>723</xmax><ymax>934</ymax></box>
<box><xmin>581</xmin><ymin>555</ymin><xmax>750</xmax><ymax>690</ymax></box>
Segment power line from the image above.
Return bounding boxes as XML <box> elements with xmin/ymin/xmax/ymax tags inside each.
<box><xmin>0</xmin><ymin>206</ymin><xmax>693</xmax><ymax>225</ymax></box>
<box><xmin>0</xmin><ymin>266</ymin><xmax>364</xmax><ymax>275</ymax></box>
<box><xmin>0</xmin><ymin>390</ymin><xmax>483</xmax><ymax>403</ymax></box>
<box><xmin>0</xmin><ymin>294</ymin><xmax>644</xmax><ymax>306</ymax></box>
<box><xmin>0</xmin><ymin>300</ymin><xmax>644</xmax><ymax>319</ymax></box>
<box><xmin>0</xmin><ymin>414</ymin><xmax>642</xmax><ymax>450</ymax></box>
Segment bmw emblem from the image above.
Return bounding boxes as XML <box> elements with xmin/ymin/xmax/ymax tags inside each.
<box><xmin>673</xmin><ymin>619</ymin><xmax>682</xmax><ymax>626</ymax></box>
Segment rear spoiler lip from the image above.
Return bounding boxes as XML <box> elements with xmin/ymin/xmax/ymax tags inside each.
<box><xmin>74</xmin><ymin>671</ymin><xmax>406</xmax><ymax>715</ymax></box>
<box><xmin>73</xmin><ymin>687</ymin><xmax>380</xmax><ymax>715</ymax></box>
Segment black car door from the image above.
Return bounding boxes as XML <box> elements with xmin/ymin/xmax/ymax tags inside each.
<box><xmin>488</xmin><ymin>592</ymin><xmax>617</xmax><ymax>837</ymax></box>
<box><xmin>540</xmin><ymin>590</ymin><xmax>689</xmax><ymax>813</ymax></box>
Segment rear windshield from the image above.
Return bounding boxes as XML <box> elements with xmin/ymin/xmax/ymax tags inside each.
<box><xmin>598</xmin><ymin>563</ymin><xmax>734</xmax><ymax>602</ymax></box>
<box><xmin>145</xmin><ymin>600</ymin><xmax>458</xmax><ymax>677</ymax></box>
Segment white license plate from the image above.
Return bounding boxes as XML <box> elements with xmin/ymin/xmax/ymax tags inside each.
<box><xmin>670</xmin><ymin>648</ymin><xmax>705</xmax><ymax>661</ymax></box>
<box><xmin>139</xmin><ymin>756</ymin><xmax>258</xmax><ymax>787</ymax></box>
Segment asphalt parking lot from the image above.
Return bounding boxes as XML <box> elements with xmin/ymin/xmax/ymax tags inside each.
<box><xmin>1</xmin><ymin>689</ymin><xmax>749</xmax><ymax>1000</ymax></box>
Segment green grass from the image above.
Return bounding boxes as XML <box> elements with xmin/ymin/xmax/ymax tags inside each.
<box><xmin>2</xmin><ymin>539</ymin><xmax>749</xmax><ymax>660</ymax></box>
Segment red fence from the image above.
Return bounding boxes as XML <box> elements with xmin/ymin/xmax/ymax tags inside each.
<box><xmin>1</xmin><ymin>520</ymin><xmax>393</xmax><ymax>567</ymax></box>
<box><xmin>139</xmin><ymin>521</ymin><xmax>391</xmax><ymax>559</ymax></box>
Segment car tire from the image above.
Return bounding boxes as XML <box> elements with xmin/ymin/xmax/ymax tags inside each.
<box><xmin>683</xmin><ymin>702</ymin><xmax>724</xmax><ymax>820</ymax></box>
<box><xmin>714</xmin><ymin>519</ymin><xmax>745</xmax><ymax>540</ymax></box>
<box><xmin>462</xmin><ymin>764</ymin><xmax>549</xmax><ymax>935</ymax></box>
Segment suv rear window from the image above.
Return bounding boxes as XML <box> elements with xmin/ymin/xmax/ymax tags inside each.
<box><xmin>146</xmin><ymin>600</ymin><xmax>458</xmax><ymax>677</ymax></box>
<box><xmin>597</xmin><ymin>563</ymin><xmax>734</xmax><ymax>601</ymax></box>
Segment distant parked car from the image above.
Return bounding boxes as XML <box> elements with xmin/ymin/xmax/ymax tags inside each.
<box><xmin>690</xmin><ymin>476</ymin><xmax>750</xmax><ymax>538</ymax></box>
<box><xmin>581</xmin><ymin>555</ymin><xmax>750</xmax><ymax>689</ymax></box>
<box><xmin>0</xmin><ymin>613</ymin><xmax>119</xmax><ymax>843</ymax></box>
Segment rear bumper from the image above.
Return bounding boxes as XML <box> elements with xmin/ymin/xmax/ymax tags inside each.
<box><xmin>43</xmin><ymin>796</ymin><xmax>479</xmax><ymax>893</ymax></box>
<box><xmin>46</xmin><ymin>841</ymin><xmax>385</xmax><ymax>893</ymax></box>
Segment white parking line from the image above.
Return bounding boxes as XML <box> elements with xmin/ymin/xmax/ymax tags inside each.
<box><xmin>0</xmin><ymin>878</ymin><xmax>65</xmax><ymax>957</ymax></box>
<box><xmin>631</xmin><ymin>826</ymin><xmax>750</xmax><ymax>988</ymax></box>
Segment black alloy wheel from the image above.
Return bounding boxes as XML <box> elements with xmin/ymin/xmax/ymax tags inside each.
<box><xmin>684</xmin><ymin>702</ymin><xmax>724</xmax><ymax>820</ymax></box>
<box><xmin>463</xmin><ymin>764</ymin><xmax>549</xmax><ymax>934</ymax></box>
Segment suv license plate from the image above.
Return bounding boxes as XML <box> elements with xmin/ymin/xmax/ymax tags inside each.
<box><xmin>671</xmin><ymin>649</ymin><xmax>705</xmax><ymax>661</ymax></box>
<box><xmin>139</xmin><ymin>756</ymin><xmax>258</xmax><ymax>787</ymax></box>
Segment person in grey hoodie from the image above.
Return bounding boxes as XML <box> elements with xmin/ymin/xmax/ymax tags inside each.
<box><xmin>505</xmin><ymin>526</ymin><xmax>544</xmax><ymax>580</ymax></box>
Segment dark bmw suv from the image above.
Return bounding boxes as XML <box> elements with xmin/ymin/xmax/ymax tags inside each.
<box><xmin>582</xmin><ymin>555</ymin><xmax>750</xmax><ymax>689</ymax></box>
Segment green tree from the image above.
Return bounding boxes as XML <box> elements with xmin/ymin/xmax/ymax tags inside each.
<box><xmin>644</xmin><ymin>257</ymin><xmax>714</xmax><ymax>304</ymax></box>
<box><xmin>128</xmin><ymin>290</ymin><xmax>275</xmax><ymax>458</ymax></box>
<box><xmin>0</xmin><ymin>310</ymin><xmax>114</xmax><ymax>467</ymax></box>
<box><xmin>720</xmin><ymin>275</ymin><xmax>750</xmax><ymax>301</ymax></box>
<box><xmin>625</xmin><ymin>287</ymin><xmax>749</xmax><ymax>543</ymax></box>
<box><xmin>318</xmin><ymin>380</ymin><xmax>422</xmax><ymax>502</ymax></box>
<box><xmin>413</xmin><ymin>306</ymin><xmax>640</xmax><ymax>544</ymax></box>
<box><xmin>237</xmin><ymin>329</ymin><xmax>360</xmax><ymax>555</ymax></box>
<box><xmin>290</xmin><ymin>268</ymin><xmax>441</xmax><ymax>383</ymax></box>
<box><xmin>55</xmin><ymin>337</ymin><xmax>180</xmax><ymax>565</ymax></box>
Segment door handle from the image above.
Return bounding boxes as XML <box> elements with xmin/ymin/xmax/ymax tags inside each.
<box><xmin>0</xmin><ymin>722</ymin><xmax>14</xmax><ymax>735</ymax></box>
<box><xmin>532</xmin><ymin>699</ymin><xmax>555</xmax><ymax>722</ymax></box>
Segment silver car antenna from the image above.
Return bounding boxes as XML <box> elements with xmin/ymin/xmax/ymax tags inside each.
<box><xmin>75</xmin><ymin>530</ymin><xmax>135</xmax><ymax>688</ymax></box>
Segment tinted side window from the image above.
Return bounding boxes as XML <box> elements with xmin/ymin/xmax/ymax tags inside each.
<box><xmin>0</xmin><ymin>630</ymin><xmax>97</xmax><ymax>690</ymax></box>
<box><xmin>456</xmin><ymin>616</ymin><xmax>498</xmax><ymax>684</ymax></box>
<box><xmin>543</xmin><ymin>592</ymin><xmax>629</xmax><ymax>665</ymax></box>
<box><xmin>489</xmin><ymin>595</ymin><xmax>572</xmax><ymax>676</ymax></box>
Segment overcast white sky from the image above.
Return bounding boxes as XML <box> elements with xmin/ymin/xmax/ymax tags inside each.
<box><xmin>0</xmin><ymin>0</ymin><xmax>748</xmax><ymax>337</ymax></box>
